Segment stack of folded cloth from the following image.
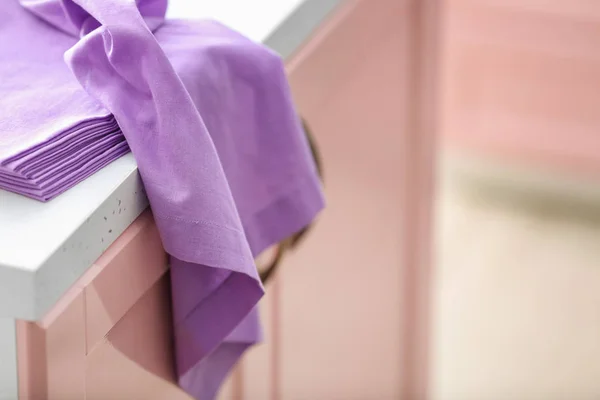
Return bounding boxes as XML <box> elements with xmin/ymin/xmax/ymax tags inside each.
<box><xmin>0</xmin><ymin>116</ymin><xmax>128</xmax><ymax>201</ymax></box>
<box><xmin>0</xmin><ymin>0</ymin><xmax>131</xmax><ymax>201</ymax></box>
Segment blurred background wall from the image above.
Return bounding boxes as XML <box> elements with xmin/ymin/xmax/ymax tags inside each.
<box><xmin>435</xmin><ymin>0</ymin><xmax>600</xmax><ymax>399</ymax></box>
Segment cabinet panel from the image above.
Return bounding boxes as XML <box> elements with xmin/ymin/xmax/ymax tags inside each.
<box><xmin>85</xmin><ymin>212</ymin><xmax>168</xmax><ymax>353</ymax></box>
<box><xmin>259</xmin><ymin>0</ymin><xmax>411</xmax><ymax>398</ymax></box>
<box><xmin>85</xmin><ymin>340</ymin><xmax>190</xmax><ymax>400</ymax></box>
<box><xmin>85</xmin><ymin>275</ymin><xmax>190</xmax><ymax>400</ymax></box>
<box><xmin>43</xmin><ymin>292</ymin><xmax>86</xmax><ymax>400</ymax></box>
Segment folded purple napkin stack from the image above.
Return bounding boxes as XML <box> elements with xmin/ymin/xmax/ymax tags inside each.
<box><xmin>0</xmin><ymin>116</ymin><xmax>127</xmax><ymax>201</ymax></box>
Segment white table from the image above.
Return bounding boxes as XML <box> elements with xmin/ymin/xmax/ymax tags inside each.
<box><xmin>0</xmin><ymin>1</ymin><xmax>342</xmax><ymax>398</ymax></box>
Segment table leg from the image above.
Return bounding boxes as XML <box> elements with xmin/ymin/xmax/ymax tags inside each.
<box><xmin>0</xmin><ymin>318</ymin><xmax>18</xmax><ymax>399</ymax></box>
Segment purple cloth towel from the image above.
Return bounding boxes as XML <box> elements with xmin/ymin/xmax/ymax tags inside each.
<box><xmin>3</xmin><ymin>0</ymin><xmax>325</xmax><ymax>399</ymax></box>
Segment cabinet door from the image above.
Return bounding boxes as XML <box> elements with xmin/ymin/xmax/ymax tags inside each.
<box><xmin>86</xmin><ymin>275</ymin><xmax>191</xmax><ymax>400</ymax></box>
<box><xmin>235</xmin><ymin>0</ymin><xmax>437</xmax><ymax>399</ymax></box>
<box><xmin>16</xmin><ymin>211</ymin><xmax>177</xmax><ymax>400</ymax></box>
<box><xmin>282</xmin><ymin>2</ymin><xmax>407</xmax><ymax>399</ymax></box>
